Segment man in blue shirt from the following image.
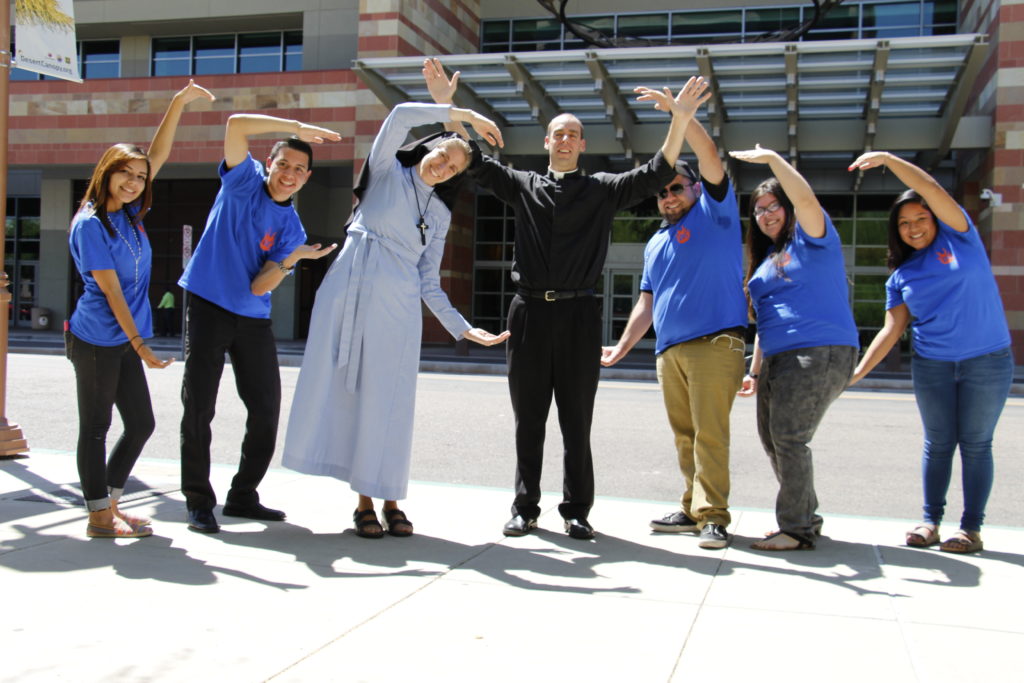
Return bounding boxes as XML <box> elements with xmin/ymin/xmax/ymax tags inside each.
<box><xmin>179</xmin><ymin>113</ymin><xmax>340</xmax><ymax>533</ymax></box>
<box><xmin>601</xmin><ymin>118</ymin><xmax>746</xmax><ymax>549</ymax></box>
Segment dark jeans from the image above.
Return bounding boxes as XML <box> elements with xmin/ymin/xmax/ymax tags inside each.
<box><xmin>912</xmin><ymin>347</ymin><xmax>1014</xmax><ymax>531</ymax></box>
<box><xmin>180</xmin><ymin>295</ymin><xmax>281</xmax><ymax>511</ymax></box>
<box><xmin>68</xmin><ymin>333</ymin><xmax>155</xmax><ymax>511</ymax></box>
<box><xmin>506</xmin><ymin>294</ymin><xmax>600</xmax><ymax>520</ymax></box>
<box><xmin>756</xmin><ymin>345</ymin><xmax>857</xmax><ymax>545</ymax></box>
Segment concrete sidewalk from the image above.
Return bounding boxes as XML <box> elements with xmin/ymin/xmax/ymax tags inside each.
<box><xmin>2</xmin><ymin>452</ymin><xmax>1022</xmax><ymax>682</ymax></box>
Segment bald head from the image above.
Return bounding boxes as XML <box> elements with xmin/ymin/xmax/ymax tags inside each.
<box><xmin>544</xmin><ymin>113</ymin><xmax>586</xmax><ymax>172</ymax></box>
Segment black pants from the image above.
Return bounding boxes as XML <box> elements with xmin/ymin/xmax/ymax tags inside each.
<box><xmin>180</xmin><ymin>295</ymin><xmax>281</xmax><ymax>511</ymax></box>
<box><xmin>68</xmin><ymin>333</ymin><xmax>155</xmax><ymax>510</ymax></box>
<box><xmin>506</xmin><ymin>294</ymin><xmax>600</xmax><ymax>520</ymax></box>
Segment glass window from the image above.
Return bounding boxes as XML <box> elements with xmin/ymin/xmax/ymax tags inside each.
<box><xmin>617</xmin><ymin>13</ymin><xmax>668</xmax><ymax>39</ymax></box>
<box><xmin>512</xmin><ymin>18</ymin><xmax>562</xmax><ymax>43</ymax></box>
<box><xmin>81</xmin><ymin>40</ymin><xmax>120</xmax><ymax>79</ymax></box>
<box><xmin>239</xmin><ymin>32</ymin><xmax>281</xmax><ymax>73</ymax></box>
<box><xmin>745</xmin><ymin>7</ymin><xmax>802</xmax><ymax>35</ymax></box>
<box><xmin>864</xmin><ymin>2</ymin><xmax>921</xmax><ymax>29</ymax></box>
<box><xmin>672</xmin><ymin>10</ymin><xmax>743</xmax><ymax>39</ymax></box>
<box><xmin>152</xmin><ymin>37</ymin><xmax>192</xmax><ymax>77</ymax></box>
<box><xmin>482</xmin><ymin>20</ymin><xmax>511</xmax><ymax>47</ymax></box>
<box><xmin>927</xmin><ymin>0</ymin><xmax>958</xmax><ymax>25</ymax></box>
<box><xmin>284</xmin><ymin>31</ymin><xmax>303</xmax><ymax>71</ymax></box>
<box><xmin>193</xmin><ymin>34</ymin><xmax>236</xmax><ymax>75</ymax></box>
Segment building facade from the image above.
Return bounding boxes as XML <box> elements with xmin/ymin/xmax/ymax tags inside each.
<box><xmin>7</xmin><ymin>0</ymin><xmax>1022</xmax><ymax>361</ymax></box>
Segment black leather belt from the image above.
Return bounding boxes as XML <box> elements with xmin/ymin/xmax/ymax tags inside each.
<box><xmin>517</xmin><ymin>288</ymin><xmax>595</xmax><ymax>302</ymax></box>
<box><xmin>708</xmin><ymin>326</ymin><xmax>746</xmax><ymax>339</ymax></box>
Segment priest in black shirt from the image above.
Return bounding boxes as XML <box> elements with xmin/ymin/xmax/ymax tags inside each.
<box><xmin>424</xmin><ymin>58</ymin><xmax>712</xmax><ymax>539</ymax></box>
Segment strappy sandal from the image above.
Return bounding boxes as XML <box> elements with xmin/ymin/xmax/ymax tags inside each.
<box><xmin>115</xmin><ymin>512</ymin><xmax>153</xmax><ymax>529</ymax></box>
<box><xmin>905</xmin><ymin>524</ymin><xmax>939</xmax><ymax>547</ymax></box>
<box><xmin>751</xmin><ymin>530</ymin><xmax>814</xmax><ymax>551</ymax></box>
<box><xmin>353</xmin><ymin>508</ymin><xmax>385</xmax><ymax>539</ymax></box>
<box><xmin>939</xmin><ymin>529</ymin><xmax>983</xmax><ymax>554</ymax></box>
<box><xmin>86</xmin><ymin>519</ymin><xmax>153</xmax><ymax>539</ymax></box>
<box><xmin>383</xmin><ymin>508</ymin><xmax>414</xmax><ymax>538</ymax></box>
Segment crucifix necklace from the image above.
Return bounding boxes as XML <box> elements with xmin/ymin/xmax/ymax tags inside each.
<box><xmin>112</xmin><ymin>208</ymin><xmax>142</xmax><ymax>289</ymax></box>
<box><xmin>407</xmin><ymin>167</ymin><xmax>436</xmax><ymax>246</ymax></box>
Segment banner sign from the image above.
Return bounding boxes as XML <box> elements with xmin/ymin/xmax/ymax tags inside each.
<box><xmin>13</xmin><ymin>0</ymin><xmax>82</xmax><ymax>83</ymax></box>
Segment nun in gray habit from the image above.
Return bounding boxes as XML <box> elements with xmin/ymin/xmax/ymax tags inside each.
<box><xmin>282</xmin><ymin>102</ymin><xmax>508</xmax><ymax>539</ymax></box>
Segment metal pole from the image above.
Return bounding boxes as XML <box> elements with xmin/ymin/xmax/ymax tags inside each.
<box><xmin>0</xmin><ymin>0</ymin><xmax>30</xmax><ymax>455</ymax></box>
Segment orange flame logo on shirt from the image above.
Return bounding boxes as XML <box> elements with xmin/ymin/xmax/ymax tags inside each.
<box><xmin>777</xmin><ymin>251</ymin><xmax>792</xmax><ymax>268</ymax></box>
<box><xmin>259</xmin><ymin>231</ymin><xmax>276</xmax><ymax>252</ymax></box>
<box><xmin>936</xmin><ymin>248</ymin><xmax>954</xmax><ymax>265</ymax></box>
<box><xmin>675</xmin><ymin>226</ymin><xmax>691</xmax><ymax>244</ymax></box>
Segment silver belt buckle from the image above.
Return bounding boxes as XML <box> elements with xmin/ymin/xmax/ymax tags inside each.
<box><xmin>544</xmin><ymin>290</ymin><xmax>556</xmax><ymax>302</ymax></box>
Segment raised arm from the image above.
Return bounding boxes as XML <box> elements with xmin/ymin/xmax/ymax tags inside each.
<box><xmin>147</xmin><ymin>80</ymin><xmax>215</xmax><ymax>179</ymax></box>
<box><xmin>224</xmin><ymin>114</ymin><xmax>341</xmax><ymax>169</ymax></box>
<box><xmin>848</xmin><ymin>152</ymin><xmax>966</xmax><ymax>232</ymax></box>
<box><xmin>423</xmin><ymin>57</ymin><xmax>470</xmax><ymax>139</ymax></box>
<box><xmin>685</xmin><ymin>118</ymin><xmax>725</xmax><ymax>186</ymax></box>
<box><xmin>634</xmin><ymin>76</ymin><xmax>712</xmax><ymax>168</ymax></box>
<box><xmin>421</xmin><ymin>59</ymin><xmax>503</xmax><ymax>148</ymax></box>
<box><xmin>850</xmin><ymin>304</ymin><xmax>910</xmax><ymax>385</ymax></box>
<box><xmin>729</xmin><ymin>145</ymin><xmax>824</xmax><ymax>238</ymax></box>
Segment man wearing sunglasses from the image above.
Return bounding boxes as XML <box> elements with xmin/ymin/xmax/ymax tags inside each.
<box><xmin>601</xmin><ymin>118</ymin><xmax>747</xmax><ymax>550</ymax></box>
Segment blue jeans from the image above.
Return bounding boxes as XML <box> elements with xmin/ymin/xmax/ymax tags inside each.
<box><xmin>911</xmin><ymin>347</ymin><xmax>1014</xmax><ymax>532</ymax></box>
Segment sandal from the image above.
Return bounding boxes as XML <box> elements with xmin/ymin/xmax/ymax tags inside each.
<box><xmin>86</xmin><ymin>519</ymin><xmax>153</xmax><ymax>539</ymax></box>
<box><xmin>353</xmin><ymin>509</ymin><xmax>385</xmax><ymax>539</ymax></box>
<box><xmin>751</xmin><ymin>530</ymin><xmax>814</xmax><ymax>551</ymax></box>
<box><xmin>939</xmin><ymin>529</ymin><xmax>983</xmax><ymax>554</ymax></box>
<box><xmin>115</xmin><ymin>511</ymin><xmax>153</xmax><ymax>529</ymax></box>
<box><xmin>905</xmin><ymin>524</ymin><xmax>939</xmax><ymax>547</ymax></box>
<box><xmin>383</xmin><ymin>508</ymin><xmax>414</xmax><ymax>538</ymax></box>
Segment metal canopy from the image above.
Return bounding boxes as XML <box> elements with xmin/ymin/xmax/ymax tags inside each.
<box><xmin>353</xmin><ymin>34</ymin><xmax>990</xmax><ymax>170</ymax></box>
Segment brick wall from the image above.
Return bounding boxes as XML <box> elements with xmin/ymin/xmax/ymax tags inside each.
<box><xmin>960</xmin><ymin>0</ymin><xmax>1024</xmax><ymax>360</ymax></box>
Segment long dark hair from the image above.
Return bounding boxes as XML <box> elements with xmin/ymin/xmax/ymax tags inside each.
<box><xmin>78</xmin><ymin>143</ymin><xmax>152</xmax><ymax>237</ymax></box>
<box><xmin>886</xmin><ymin>189</ymin><xmax>936</xmax><ymax>270</ymax></box>
<box><xmin>744</xmin><ymin>177</ymin><xmax>796</xmax><ymax>319</ymax></box>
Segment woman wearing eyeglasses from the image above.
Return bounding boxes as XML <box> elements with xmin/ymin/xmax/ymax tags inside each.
<box><xmin>847</xmin><ymin>152</ymin><xmax>1012</xmax><ymax>554</ymax></box>
<box><xmin>731</xmin><ymin>144</ymin><xmax>859</xmax><ymax>551</ymax></box>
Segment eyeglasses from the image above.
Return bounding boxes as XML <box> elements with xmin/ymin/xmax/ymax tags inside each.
<box><xmin>753</xmin><ymin>201</ymin><xmax>783</xmax><ymax>218</ymax></box>
<box><xmin>657</xmin><ymin>182</ymin><xmax>694</xmax><ymax>200</ymax></box>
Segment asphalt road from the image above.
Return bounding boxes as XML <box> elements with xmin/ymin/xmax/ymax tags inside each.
<box><xmin>7</xmin><ymin>353</ymin><xmax>1023</xmax><ymax>527</ymax></box>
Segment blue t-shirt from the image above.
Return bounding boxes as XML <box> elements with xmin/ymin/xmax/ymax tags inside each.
<box><xmin>886</xmin><ymin>207</ymin><xmax>1010</xmax><ymax>361</ymax></box>
<box><xmin>178</xmin><ymin>154</ymin><xmax>307</xmax><ymax>319</ymax></box>
<box><xmin>641</xmin><ymin>179</ymin><xmax>747</xmax><ymax>354</ymax></box>
<box><xmin>69</xmin><ymin>203</ymin><xmax>153</xmax><ymax>346</ymax></box>
<box><xmin>747</xmin><ymin>211</ymin><xmax>859</xmax><ymax>357</ymax></box>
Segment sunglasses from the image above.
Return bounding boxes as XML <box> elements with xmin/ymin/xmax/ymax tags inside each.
<box><xmin>657</xmin><ymin>182</ymin><xmax>694</xmax><ymax>200</ymax></box>
<box><xmin>753</xmin><ymin>201</ymin><xmax>783</xmax><ymax>218</ymax></box>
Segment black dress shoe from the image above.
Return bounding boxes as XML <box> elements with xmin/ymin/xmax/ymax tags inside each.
<box><xmin>503</xmin><ymin>514</ymin><xmax>538</xmax><ymax>537</ymax></box>
<box><xmin>564</xmin><ymin>518</ymin><xmax>595</xmax><ymax>540</ymax></box>
<box><xmin>222</xmin><ymin>502</ymin><xmax>287</xmax><ymax>521</ymax></box>
<box><xmin>187</xmin><ymin>507</ymin><xmax>220</xmax><ymax>534</ymax></box>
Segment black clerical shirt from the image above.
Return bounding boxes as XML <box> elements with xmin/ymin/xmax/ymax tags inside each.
<box><xmin>471</xmin><ymin>151</ymin><xmax>675</xmax><ymax>291</ymax></box>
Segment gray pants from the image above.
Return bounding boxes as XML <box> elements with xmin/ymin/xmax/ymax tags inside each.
<box><xmin>756</xmin><ymin>345</ymin><xmax>857</xmax><ymax>545</ymax></box>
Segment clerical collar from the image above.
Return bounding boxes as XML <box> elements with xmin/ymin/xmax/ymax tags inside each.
<box><xmin>547</xmin><ymin>167</ymin><xmax>579</xmax><ymax>180</ymax></box>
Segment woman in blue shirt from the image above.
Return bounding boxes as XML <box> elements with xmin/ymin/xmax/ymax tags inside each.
<box><xmin>732</xmin><ymin>145</ymin><xmax>859</xmax><ymax>551</ymax></box>
<box><xmin>68</xmin><ymin>80</ymin><xmax>213</xmax><ymax>538</ymax></box>
<box><xmin>849</xmin><ymin>152</ymin><xmax>1013</xmax><ymax>554</ymax></box>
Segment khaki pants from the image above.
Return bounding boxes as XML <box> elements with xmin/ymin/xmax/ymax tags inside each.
<box><xmin>656</xmin><ymin>332</ymin><xmax>745</xmax><ymax>527</ymax></box>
